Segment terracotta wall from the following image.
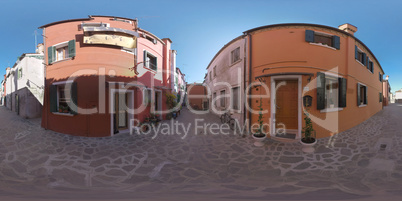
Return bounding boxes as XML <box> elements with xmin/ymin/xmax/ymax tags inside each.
<box><xmin>248</xmin><ymin>25</ymin><xmax>384</xmax><ymax>138</ymax></box>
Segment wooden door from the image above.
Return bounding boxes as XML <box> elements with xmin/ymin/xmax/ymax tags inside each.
<box><xmin>114</xmin><ymin>92</ymin><xmax>128</xmax><ymax>131</ymax></box>
<box><xmin>275</xmin><ymin>80</ymin><xmax>298</xmax><ymax>131</ymax></box>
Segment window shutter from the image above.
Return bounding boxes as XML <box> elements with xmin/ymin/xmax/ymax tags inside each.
<box><xmin>338</xmin><ymin>78</ymin><xmax>347</xmax><ymax>107</ymax></box>
<box><xmin>49</xmin><ymin>85</ymin><xmax>57</xmax><ymax>112</ymax></box>
<box><xmin>68</xmin><ymin>40</ymin><xmax>76</xmax><ymax>58</ymax></box>
<box><xmin>357</xmin><ymin>83</ymin><xmax>361</xmax><ymax>106</ymax></box>
<box><xmin>143</xmin><ymin>50</ymin><xmax>147</xmax><ymax>68</ymax></box>
<box><xmin>379</xmin><ymin>73</ymin><xmax>382</xmax><ymax>81</ymax></box>
<box><xmin>48</xmin><ymin>46</ymin><xmax>54</xmax><ymax>64</ymax></box>
<box><xmin>333</xmin><ymin>36</ymin><xmax>340</xmax><ymax>49</ymax></box>
<box><xmin>70</xmin><ymin>82</ymin><xmax>78</xmax><ymax>115</ymax></box>
<box><xmin>316</xmin><ymin>72</ymin><xmax>325</xmax><ymax>110</ymax></box>
<box><xmin>362</xmin><ymin>53</ymin><xmax>366</xmax><ymax>65</ymax></box>
<box><xmin>155</xmin><ymin>56</ymin><xmax>157</xmax><ymax>71</ymax></box>
<box><xmin>366</xmin><ymin>57</ymin><xmax>370</xmax><ymax>69</ymax></box>
<box><xmin>355</xmin><ymin>46</ymin><xmax>358</xmax><ymax>60</ymax></box>
<box><xmin>305</xmin><ymin>30</ymin><xmax>315</xmax><ymax>43</ymax></box>
<box><xmin>379</xmin><ymin>92</ymin><xmax>382</xmax><ymax>102</ymax></box>
<box><xmin>363</xmin><ymin>86</ymin><xmax>367</xmax><ymax>105</ymax></box>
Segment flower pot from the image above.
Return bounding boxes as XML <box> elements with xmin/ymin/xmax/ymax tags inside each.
<box><xmin>252</xmin><ymin>133</ymin><xmax>266</xmax><ymax>147</ymax></box>
<box><xmin>300</xmin><ymin>138</ymin><xmax>317</xmax><ymax>153</ymax></box>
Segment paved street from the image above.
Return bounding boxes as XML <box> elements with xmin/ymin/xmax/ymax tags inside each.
<box><xmin>1</xmin><ymin>104</ymin><xmax>402</xmax><ymax>201</ymax></box>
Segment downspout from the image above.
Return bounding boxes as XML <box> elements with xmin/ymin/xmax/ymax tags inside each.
<box><xmin>247</xmin><ymin>33</ymin><xmax>252</xmax><ymax>133</ymax></box>
<box><xmin>43</xmin><ymin>28</ymin><xmax>48</xmax><ymax>129</ymax></box>
<box><xmin>242</xmin><ymin>36</ymin><xmax>247</xmax><ymax>132</ymax></box>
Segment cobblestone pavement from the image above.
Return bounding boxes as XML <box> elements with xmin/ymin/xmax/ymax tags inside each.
<box><xmin>1</xmin><ymin>104</ymin><xmax>402</xmax><ymax>200</ymax></box>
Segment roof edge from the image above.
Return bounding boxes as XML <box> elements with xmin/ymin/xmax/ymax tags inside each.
<box><xmin>206</xmin><ymin>35</ymin><xmax>245</xmax><ymax>70</ymax></box>
<box><xmin>243</xmin><ymin>23</ymin><xmax>384</xmax><ymax>74</ymax></box>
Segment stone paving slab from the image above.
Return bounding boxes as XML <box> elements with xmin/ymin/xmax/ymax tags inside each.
<box><xmin>1</xmin><ymin>104</ymin><xmax>402</xmax><ymax>200</ymax></box>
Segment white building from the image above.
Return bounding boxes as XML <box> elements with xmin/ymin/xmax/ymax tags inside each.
<box><xmin>205</xmin><ymin>35</ymin><xmax>247</xmax><ymax>126</ymax></box>
<box><xmin>395</xmin><ymin>89</ymin><xmax>402</xmax><ymax>104</ymax></box>
<box><xmin>4</xmin><ymin>44</ymin><xmax>44</xmax><ymax>118</ymax></box>
<box><xmin>0</xmin><ymin>79</ymin><xmax>4</xmax><ymax>105</ymax></box>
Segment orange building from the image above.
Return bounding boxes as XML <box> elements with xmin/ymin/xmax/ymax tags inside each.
<box><xmin>244</xmin><ymin>23</ymin><xmax>385</xmax><ymax>140</ymax></box>
<box><xmin>39</xmin><ymin>15</ymin><xmax>175</xmax><ymax>137</ymax></box>
<box><xmin>186</xmin><ymin>83</ymin><xmax>207</xmax><ymax>110</ymax></box>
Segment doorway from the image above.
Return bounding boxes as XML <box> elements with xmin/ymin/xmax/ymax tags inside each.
<box><xmin>110</xmin><ymin>89</ymin><xmax>134</xmax><ymax>136</ymax></box>
<box><xmin>271</xmin><ymin>76</ymin><xmax>302</xmax><ymax>139</ymax></box>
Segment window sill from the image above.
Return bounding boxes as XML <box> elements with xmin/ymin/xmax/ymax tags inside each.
<box><xmin>144</xmin><ymin>66</ymin><xmax>157</xmax><ymax>73</ymax></box>
<box><xmin>309</xmin><ymin>42</ymin><xmax>337</xmax><ymax>50</ymax></box>
<box><xmin>358</xmin><ymin>104</ymin><xmax>367</xmax><ymax>108</ymax></box>
<box><xmin>320</xmin><ymin>107</ymin><xmax>343</xmax><ymax>113</ymax></box>
<box><xmin>355</xmin><ymin>59</ymin><xmax>366</xmax><ymax>67</ymax></box>
<box><xmin>52</xmin><ymin>112</ymin><xmax>75</xmax><ymax>116</ymax></box>
<box><xmin>229</xmin><ymin>59</ymin><xmax>242</xmax><ymax>67</ymax></box>
<box><xmin>50</xmin><ymin>57</ymin><xmax>73</xmax><ymax>65</ymax></box>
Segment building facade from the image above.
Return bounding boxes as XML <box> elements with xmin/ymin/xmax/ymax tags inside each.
<box><xmin>395</xmin><ymin>89</ymin><xmax>402</xmax><ymax>103</ymax></box>
<box><xmin>205</xmin><ymin>36</ymin><xmax>247</xmax><ymax>126</ymax></box>
<box><xmin>205</xmin><ymin>23</ymin><xmax>385</xmax><ymax>140</ymax></box>
<box><xmin>175</xmin><ymin>67</ymin><xmax>186</xmax><ymax>104</ymax></box>
<box><xmin>186</xmin><ymin>83</ymin><xmax>207</xmax><ymax>110</ymax></box>
<box><xmin>40</xmin><ymin>15</ymin><xmax>176</xmax><ymax>137</ymax></box>
<box><xmin>3</xmin><ymin>46</ymin><xmax>44</xmax><ymax>118</ymax></box>
<box><xmin>382</xmin><ymin>75</ymin><xmax>391</xmax><ymax>106</ymax></box>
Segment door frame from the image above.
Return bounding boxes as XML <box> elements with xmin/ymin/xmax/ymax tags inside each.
<box><xmin>110</xmin><ymin>88</ymin><xmax>135</xmax><ymax>136</ymax></box>
<box><xmin>270</xmin><ymin>75</ymin><xmax>302</xmax><ymax>139</ymax></box>
<box><xmin>154</xmin><ymin>89</ymin><xmax>163</xmax><ymax>115</ymax></box>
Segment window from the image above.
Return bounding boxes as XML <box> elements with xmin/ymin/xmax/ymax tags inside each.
<box><xmin>316</xmin><ymin>72</ymin><xmax>347</xmax><ymax>110</ymax></box>
<box><xmin>213</xmin><ymin>92</ymin><xmax>217</xmax><ymax>106</ymax></box>
<box><xmin>145</xmin><ymin>35</ymin><xmax>157</xmax><ymax>44</ymax></box>
<box><xmin>305</xmin><ymin>30</ymin><xmax>340</xmax><ymax>49</ymax></box>
<box><xmin>231</xmin><ymin>47</ymin><xmax>240</xmax><ymax>64</ymax></box>
<box><xmin>368</xmin><ymin>60</ymin><xmax>374</xmax><ymax>73</ymax></box>
<box><xmin>48</xmin><ymin>40</ymin><xmax>76</xmax><ymax>64</ymax></box>
<box><xmin>143</xmin><ymin>50</ymin><xmax>157</xmax><ymax>71</ymax></box>
<box><xmin>379</xmin><ymin>92</ymin><xmax>383</xmax><ymax>102</ymax></box>
<box><xmin>379</xmin><ymin>73</ymin><xmax>383</xmax><ymax>82</ymax></box>
<box><xmin>325</xmin><ymin>77</ymin><xmax>338</xmax><ymax>108</ymax></box>
<box><xmin>18</xmin><ymin>68</ymin><xmax>22</xmax><ymax>79</ymax></box>
<box><xmin>220</xmin><ymin>90</ymin><xmax>226</xmax><ymax>108</ymax></box>
<box><xmin>355</xmin><ymin>46</ymin><xmax>370</xmax><ymax>66</ymax></box>
<box><xmin>209</xmin><ymin>72</ymin><xmax>212</xmax><ymax>81</ymax></box>
<box><xmin>143</xmin><ymin>89</ymin><xmax>152</xmax><ymax>105</ymax></box>
<box><xmin>213</xmin><ymin>66</ymin><xmax>216</xmax><ymax>77</ymax></box>
<box><xmin>49</xmin><ymin>82</ymin><xmax>77</xmax><ymax>115</ymax></box>
<box><xmin>357</xmin><ymin>83</ymin><xmax>367</xmax><ymax>106</ymax></box>
<box><xmin>232</xmin><ymin>86</ymin><xmax>240</xmax><ymax>110</ymax></box>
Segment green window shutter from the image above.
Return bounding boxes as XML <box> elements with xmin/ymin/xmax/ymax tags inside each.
<box><xmin>379</xmin><ymin>92</ymin><xmax>382</xmax><ymax>102</ymax></box>
<box><xmin>49</xmin><ymin>85</ymin><xmax>58</xmax><ymax>112</ymax></box>
<box><xmin>68</xmin><ymin>40</ymin><xmax>76</xmax><ymax>58</ymax></box>
<box><xmin>70</xmin><ymin>82</ymin><xmax>78</xmax><ymax>115</ymax></box>
<box><xmin>357</xmin><ymin>83</ymin><xmax>361</xmax><ymax>106</ymax></box>
<box><xmin>367</xmin><ymin>57</ymin><xmax>370</xmax><ymax>69</ymax></box>
<box><xmin>143</xmin><ymin>50</ymin><xmax>147</xmax><ymax>68</ymax></box>
<box><xmin>333</xmin><ymin>36</ymin><xmax>340</xmax><ymax>49</ymax></box>
<box><xmin>48</xmin><ymin>46</ymin><xmax>54</xmax><ymax>64</ymax></box>
<box><xmin>363</xmin><ymin>86</ymin><xmax>367</xmax><ymax>105</ymax></box>
<box><xmin>355</xmin><ymin>46</ymin><xmax>358</xmax><ymax>60</ymax></box>
<box><xmin>316</xmin><ymin>72</ymin><xmax>325</xmax><ymax>110</ymax></box>
<box><xmin>154</xmin><ymin>56</ymin><xmax>157</xmax><ymax>71</ymax></box>
<box><xmin>362</xmin><ymin>53</ymin><xmax>366</xmax><ymax>65</ymax></box>
<box><xmin>305</xmin><ymin>30</ymin><xmax>315</xmax><ymax>43</ymax></box>
<box><xmin>338</xmin><ymin>78</ymin><xmax>347</xmax><ymax>107</ymax></box>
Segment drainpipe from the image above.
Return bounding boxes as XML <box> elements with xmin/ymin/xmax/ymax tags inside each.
<box><xmin>43</xmin><ymin>28</ymin><xmax>48</xmax><ymax>129</ymax></box>
<box><xmin>243</xmin><ymin>36</ymin><xmax>247</xmax><ymax>131</ymax></box>
<box><xmin>247</xmin><ymin>33</ymin><xmax>252</xmax><ymax>133</ymax></box>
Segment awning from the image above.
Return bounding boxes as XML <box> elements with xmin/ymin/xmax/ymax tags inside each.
<box><xmin>83</xmin><ymin>26</ymin><xmax>139</xmax><ymax>37</ymax></box>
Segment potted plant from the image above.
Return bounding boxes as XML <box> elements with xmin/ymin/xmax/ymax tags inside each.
<box><xmin>252</xmin><ymin>98</ymin><xmax>266</xmax><ymax>147</ymax></box>
<box><xmin>300</xmin><ymin>110</ymin><xmax>317</xmax><ymax>153</ymax></box>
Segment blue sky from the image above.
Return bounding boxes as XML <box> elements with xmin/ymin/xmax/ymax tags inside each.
<box><xmin>1</xmin><ymin>0</ymin><xmax>401</xmax><ymax>92</ymax></box>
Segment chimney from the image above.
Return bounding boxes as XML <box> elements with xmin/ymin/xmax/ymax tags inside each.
<box><xmin>338</xmin><ymin>23</ymin><xmax>358</xmax><ymax>35</ymax></box>
<box><xmin>385</xmin><ymin>75</ymin><xmax>389</xmax><ymax>80</ymax></box>
<box><xmin>6</xmin><ymin>67</ymin><xmax>10</xmax><ymax>76</ymax></box>
<box><xmin>36</xmin><ymin>43</ymin><xmax>44</xmax><ymax>54</ymax></box>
